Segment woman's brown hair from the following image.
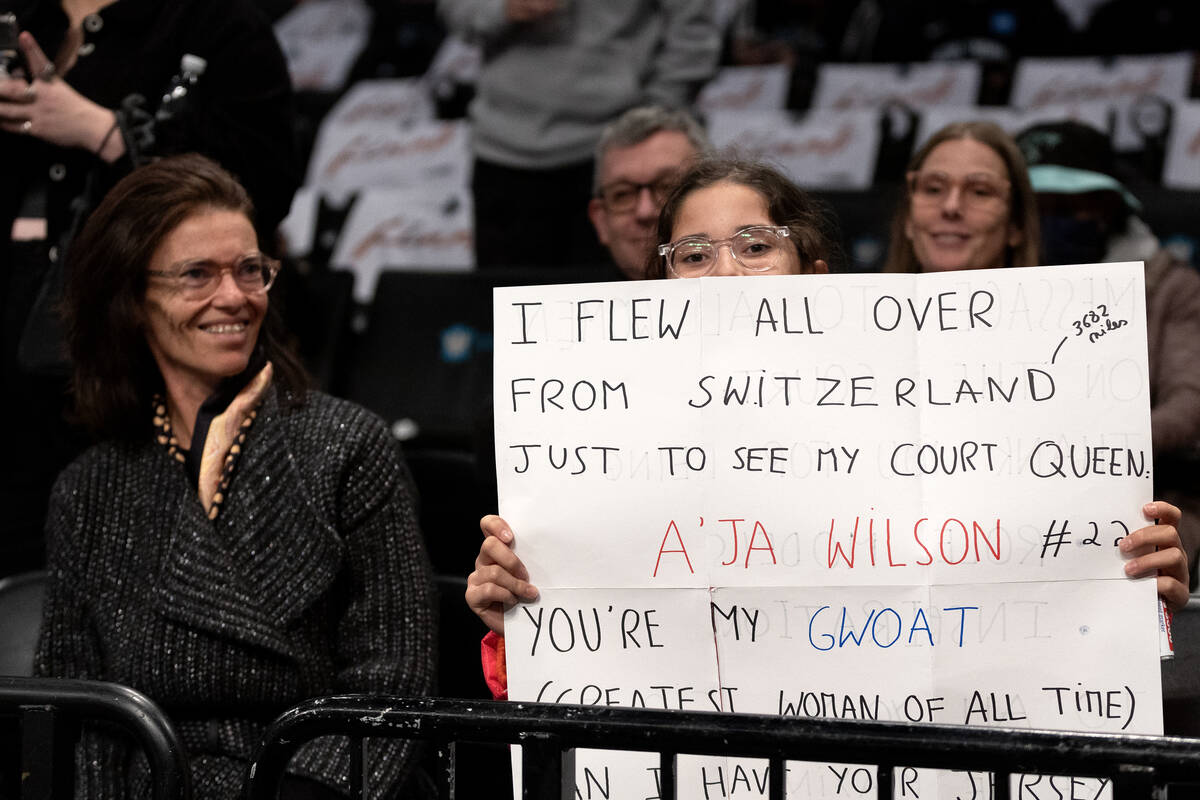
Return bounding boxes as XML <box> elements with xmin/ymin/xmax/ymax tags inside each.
<box><xmin>883</xmin><ymin>120</ymin><xmax>1041</xmax><ymax>273</ymax></box>
<box><xmin>644</xmin><ymin>157</ymin><xmax>844</xmax><ymax>280</ymax></box>
<box><xmin>63</xmin><ymin>153</ymin><xmax>308</xmax><ymax>439</ymax></box>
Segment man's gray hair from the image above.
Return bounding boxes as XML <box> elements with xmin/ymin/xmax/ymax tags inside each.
<box><xmin>593</xmin><ymin>106</ymin><xmax>711</xmax><ymax>194</ymax></box>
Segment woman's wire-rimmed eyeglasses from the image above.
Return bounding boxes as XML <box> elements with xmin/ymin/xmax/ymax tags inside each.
<box><xmin>906</xmin><ymin>170</ymin><xmax>1011</xmax><ymax>210</ymax></box>
<box><xmin>148</xmin><ymin>254</ymin><xmax>280</xmax><ymax>300</ymax></box>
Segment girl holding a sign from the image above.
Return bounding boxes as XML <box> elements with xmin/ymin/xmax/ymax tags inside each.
<box><xmin>467</xmin><ymin>155</ymin><xmax>1191</xmax><ymax>699</ymax></box>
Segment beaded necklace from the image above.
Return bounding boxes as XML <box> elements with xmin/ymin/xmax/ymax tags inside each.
<box><xmin>151</xmin><ymin>395</ymin><xmax>258</xmax><ymax>520</ymax></box>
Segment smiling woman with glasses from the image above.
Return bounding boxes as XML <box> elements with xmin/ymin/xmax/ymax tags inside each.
<box><xmin>906</xmin><ymin>170</ymin><xmax>1011</xmax><ymax>210</ymax></box>
<box><xmin>885</xmin><ymin>120</ymin><xmax>1040</xmax><ymax>274</ymax></box>
<box><xmin>42</xmin><ymin>154</ymin><xmax>436</xmax><ymax>799</ymax></box>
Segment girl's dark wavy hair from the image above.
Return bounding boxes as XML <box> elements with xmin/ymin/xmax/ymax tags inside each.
<box><xmin>63</xmin><ymin>153</ymin><xmax>308</xmax><ymax>440</ymax></box>
<box><xmin>644</xmin><ymin>156</ymin><xmax>844</xmax><ymax>279</ymax></box>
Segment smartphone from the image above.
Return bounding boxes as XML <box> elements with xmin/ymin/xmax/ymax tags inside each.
<box><xmin>0</xmin><ymin>14</ymin><xmax>21</xmax><ymax>79</ymax></box>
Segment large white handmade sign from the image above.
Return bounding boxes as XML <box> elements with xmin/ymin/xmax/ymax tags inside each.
<box><xmin>493</xmin><ymin>263</ymin><xmax>1160</xmax><ymax>799</ymax></box>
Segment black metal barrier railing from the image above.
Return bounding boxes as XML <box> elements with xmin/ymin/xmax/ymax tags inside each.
<box><xmin>246</xmin><ymin>696</ymin><xmax>1200</xmax><ymax>800</ymax></box>
<box><xmin>0</xmin><ymin>676</ymin><xmax>191</xmax><ymax>800</ymax></box>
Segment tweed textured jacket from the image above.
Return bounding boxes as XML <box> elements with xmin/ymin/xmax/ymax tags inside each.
<box><xmin>35</xmin><ymin>390</ymin><xmax>436</xmax><ymax>798</ymax></box>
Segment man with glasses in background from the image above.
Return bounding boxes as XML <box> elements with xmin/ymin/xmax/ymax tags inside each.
<box><xmin>588</xmin><ymin>106</ymin><xmax>710</xmax><ymax>279</ymax></box>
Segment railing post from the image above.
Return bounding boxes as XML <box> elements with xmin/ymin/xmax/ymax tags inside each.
<box><xmin>432</xmin><ymin>740</ymin><xmax>456</xmax><ymax>800</ymax></box>
<box><xmin>348</xmin><ymin>736</ymin><xmax>366</xmax><ymax>800</ymax></box>
<box><xmin>561</xmin><ymin>749</ymin><xmax>575</xmax><ymax>800</ymax></box>
<box><xmin>995</xmin><ymin>770</ymin><xmax>1010</xmax><ymax>800</ymax></box>
<box><xmin>876</xmin><ymin>764</ymin><xmax>892</xmax><ymax>800</ymax></box>
<box><xmin>0</xmin><ymin>678</ymin><xmax>190</xmax><ymax>800</ymax></box>
<box><xmin>1113</xmin><ymin>764</ymin><xmax>1156</xmax><ymax>799</ymax></box>
<box><xmin>768</xmin><ymin>756</ymin><xmax>785</xmax><ymax>800</ymax></box>
<box><xmin>19</xmin><ymin>705</ymin><xmax>72</xmax><ymax>800</ymax></box>
<box><xmin>657</xmin><ymin>752</ymin><xmax>676</xmax><ymax>800</ymax></box>
<box><xmin>521</xmin><ymin>734</ymin><xmax>570</xmax><ymax>799</ymax></box>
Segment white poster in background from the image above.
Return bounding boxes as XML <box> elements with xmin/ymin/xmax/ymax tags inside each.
<box><xmin>305</xmin><ymin>119</ymin><xmax>471</xmax><ymax>205</ymax></box>
<box><xmin>273</xmin><ymin>0</ymin><xmax>372</xmax><ymax>92</ymax></box>
<box><xmin>707</xmin><ymin>110</ymin><xmax>880</xmax><ymax>189</ymax></box>
<box><xmin>812</xmin><ymin>62</ymin><xmax>982</xmax><ymax>110</ymax></box>
<box><xmin>696</xmin><ymin>65</ymin><xmax>792</xmax><ymax>114</ymax></box>
<box><xmin>330</xmin><ymin>187</ymin><xmax>473</xmax><ymax>302</ymax></box>
<box><xmin>277</xmin><ymin>186</ymin><xmax>319</xmax><ymax>258</ymax></box>
<box><xmin>320</xmin><ymin>79</ymin><xmax>435</xmax><ymax>132</ymax></box>
<box><xmin>423</xmin><ymin>34</ymin><xmax>482</xmax><ymax>97</ymax></box>
<box><xmin>914</xmin><ymin>102</ymin><xmax>1114</xmax><ymax>150</ymax></box>
<box><xmin>494</xmin><ymin>264</ymin><xmax>1161</xmax><ymax>799</ymax></box>
<box><xmin>1162</xmin><ymin>101</ymin><xmax>1200</xmax><ymax>190</ymax></box>
<box><xmin>1011</xmin><ymin>53</ymin><xmax>1193</xmax><ymax>151</ymax></box>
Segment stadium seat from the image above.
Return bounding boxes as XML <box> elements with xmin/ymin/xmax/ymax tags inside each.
<box><xmin>0</xmin><ymin>570</ymin><xmax>46</xmax><ymax>677</ymax></box>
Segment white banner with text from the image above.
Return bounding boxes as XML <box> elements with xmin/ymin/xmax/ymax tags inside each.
<box><xmin>494</xmin><ymin>263</ymin><xmax>1159</xmax><ymax>799</ymax></box>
